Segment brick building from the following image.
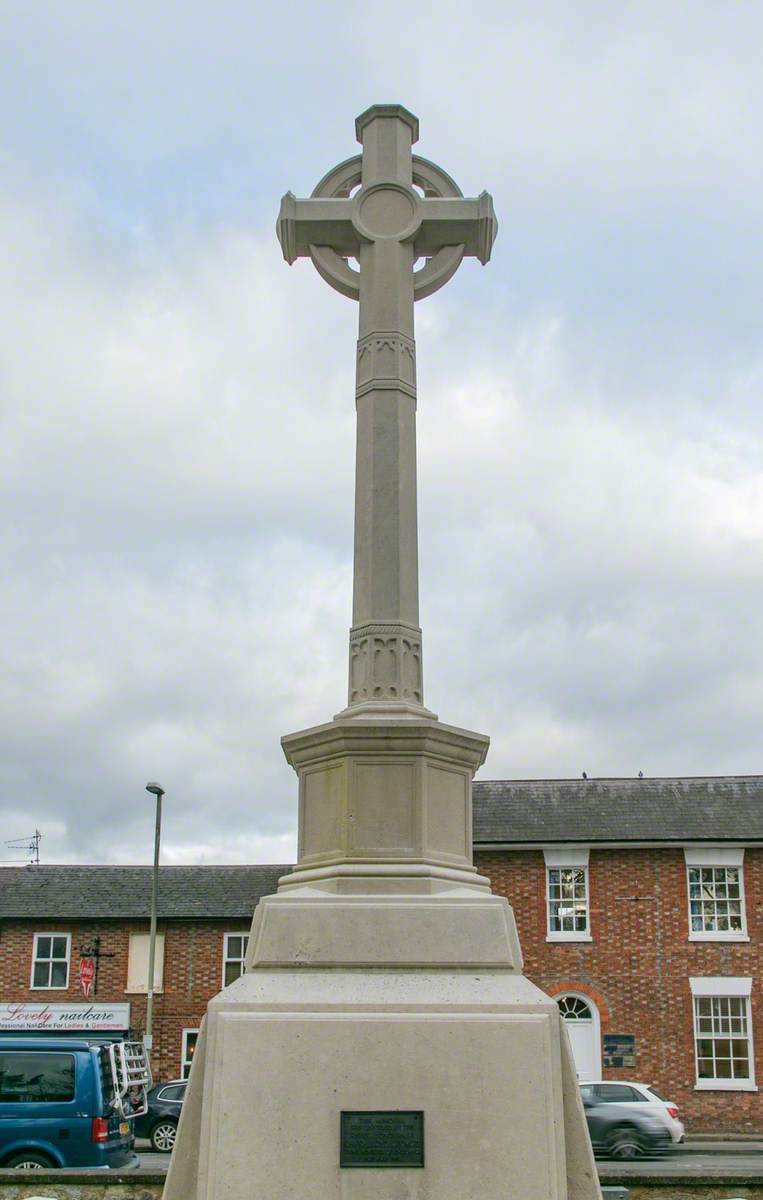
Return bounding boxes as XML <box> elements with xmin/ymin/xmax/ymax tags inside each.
<box><xmin>473</xmin><ymin>775</ymin><xmax>763</xmax><ymax>1134</ymax></box>
<box><xmin>0</xmin><ymin>865</ymin><xmax>284</xmax><ymax>1082</ymax></box>
<box><xmin>0</xmin><ymin>775</ymin><xmax>761</xmax><ymax>1132</ymax></box>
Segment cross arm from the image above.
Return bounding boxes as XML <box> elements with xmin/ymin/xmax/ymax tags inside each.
<box><xmin>277</xmin><ymin>192</ymin><xmax>360</xmax><ymax>264</ymax></box>
<box><xmin>414</xmin><ymin>191</ymin><xmax>498</xmax><ymax>265</ymax></box>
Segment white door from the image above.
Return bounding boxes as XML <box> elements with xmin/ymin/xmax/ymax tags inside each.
<box><xmin>557</xmin><ymin>994</ymin><xmax>600</xmax><ymax>1080</ymax></box>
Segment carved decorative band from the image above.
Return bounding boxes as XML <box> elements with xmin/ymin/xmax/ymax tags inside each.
<box><xmin>356</xmin><ymin>332</ymin><xmax>417</xmax><ymax>398</ymax></box>
<box><xmin>352</xmin><ymin>622</ymin><xmax>421</xmax><ymax>638</ymax></box>
<box><xmin>356</xmin><ymin>379</ymin><xmax>417</xmax><ymax>400</ymax></box>
<box><xmin>357</xmin><ymin>331</ymin><xmax>415</xmax><ymax>355</ymax></box>
<box><xmin>348</xmin><ymin>621</ymin><xmax>423</xmax><ymax>706</ymax></box>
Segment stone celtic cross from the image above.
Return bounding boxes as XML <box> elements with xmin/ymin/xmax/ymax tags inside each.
<box><xmin>277</xmin><ymin>104</ymin><xmax>497</xmax><ymax>716</ymax></box>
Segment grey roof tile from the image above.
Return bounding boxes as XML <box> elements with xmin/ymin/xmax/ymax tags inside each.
<box><xmin>2</xmin><ymin>776</ymin><xmax>761</xmax><ymax>920</ymax></box>
<box><xmin>472</xmin><ymin>776</ymin><xmax>763</xmax><ymax>844</ymax></box>
<box><xmin>0</xmin><ymin>864</ymin><xmax>288</xmax><ymax>920</ymax></box>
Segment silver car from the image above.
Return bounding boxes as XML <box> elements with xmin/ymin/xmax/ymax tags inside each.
<box><xmin>579</xmin><ymin>1081</ymin><xmax>685</xmax><ymax>1144</ymax></box>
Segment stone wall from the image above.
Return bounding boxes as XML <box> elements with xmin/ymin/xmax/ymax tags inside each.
<box><xmin>0</xmin><ymin>1171</ymin><xmax>761</xmax><ymax>1199</ymax></box>
<box><xmin>620</xmin><ymin>1189</ymin><xmax>763</xmax><ymax>1199</ymax></box>
<box><xmin>0</xmin><ymin>1169</ymin><xmax>164</xmax><ymax>1199</ymax></box>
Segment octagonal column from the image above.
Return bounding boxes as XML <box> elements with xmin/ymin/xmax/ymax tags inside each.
<box><xmin>347</xmin><ymin>107</ymin><xmax>425</xmax><ymax>715</ymax></box>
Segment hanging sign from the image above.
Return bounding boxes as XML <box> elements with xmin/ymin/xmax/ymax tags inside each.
<box><xmin>78</xmin><ymin>957</ymin><xmax>95</xmax><ymax>997</ymax></box>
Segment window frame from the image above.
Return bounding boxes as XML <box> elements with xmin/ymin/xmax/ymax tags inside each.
<box><xmin>30</xmin><ymin>932</ymin><xmax>71</xmax><ymax>990</ymax></box>
<box><xmin>690</xmin><ymin>977</ymin><xmax>757</xmax><ymax>1092</ymax></box>
<box><xmin>555</xmin><ymin>988</ymin><xmax>602</xmax><ymax>1079</ymax></box>
<box><xmin>181</xmin><ymin>1028</ymin><xmax>200</xmax><ymax>1080</ymax></box>
<box><xmin>684</xmin><ymin>848</ymin><xmax>748</xmax><ymax>942</ymax></box>
<box><xmin>125</xmin><ymin>931</ymin><xmax>165</xmax><ymax>994</ymax></box>
<box><xmin>557</xmin><ymin>995</ymin><xmax>593</xmax><ymax>1021</ymax></box>
<box><xmin>222</xmin><ymin>932</ymin><xmax>249</xmax><ymax>988</ymax></box>
<box><xmin>544</xmin><ymin>849</ymin><xmax>592</xmax><ymax>942</ymax></box>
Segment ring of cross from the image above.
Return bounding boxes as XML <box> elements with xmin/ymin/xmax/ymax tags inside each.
<box><xmin>308</xmin><ymin>154</ymin><xmax>466</xmax><ymax>302</ymax></box>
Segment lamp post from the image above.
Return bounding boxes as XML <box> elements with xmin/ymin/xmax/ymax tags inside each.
<box><xmin>144</xmin><ymin>782</ymin><xmax>164</xmax><ymax>1055</ymax></box>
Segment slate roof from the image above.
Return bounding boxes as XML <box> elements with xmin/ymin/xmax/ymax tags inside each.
<box><xmin>2</xmin><ymin>777</ymin><xmax>762</xmax><ymax>920</ymax></box>
<box><xmin>472</xmin><ymin>776</ymin><xmax>763</xmax><ymax>845</ymax></box>
<box><xmin>0</xmin><ymin>864</ymin><xmax>289</xmax><ymax>920</ymax></box>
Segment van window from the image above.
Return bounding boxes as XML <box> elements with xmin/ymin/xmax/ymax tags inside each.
<box><xmin>97</xmin><ymin>1046</ymin><xmax>116</xmax><ymax>1109</ymax></box>
<box><xmin>0</xmin><ymin>1052</ymin><xmax>75</xmax><ymax>1102</ymax></box>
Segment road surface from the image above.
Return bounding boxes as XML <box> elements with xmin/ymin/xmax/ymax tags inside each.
<box><xmin>137</xmin><ymin>1138</ymin><xmax>763</xmax><ymax>1177</ymax></box>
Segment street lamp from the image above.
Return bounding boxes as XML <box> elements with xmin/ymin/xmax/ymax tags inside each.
<box><xmin>144</xmin><ymin>782</ymin><xmax>164</xmax><ymax>1055</ymax></box>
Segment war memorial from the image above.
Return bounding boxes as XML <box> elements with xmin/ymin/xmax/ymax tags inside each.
<box><xmin>163</xmin><ymin>104</ymin><xmax>601</xmax><ymax>1200</ymax></box>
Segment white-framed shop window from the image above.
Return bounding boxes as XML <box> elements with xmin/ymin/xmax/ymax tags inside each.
<box><xmin>684</xmin><ymin>848</ymin><xmax>747</xmax><ymax>941</ymax></box>
<box><xmin>181</xmin><ymin>1028</ymin><xmax>200</xmax><ymax>1079</ymax></box>
<box><xmin>544</xmin><ymin>848</ymin><xmax>592</xmax><ymax>941</ymax></box>
<box><xmin>31</xmin><ymin>933</ymin><xmax>71</xmax><ymax>989</ymax></box>
<box><xmin>222</xmin><ymin>933</ymin><xmax>249</xmax><ymax>987</ymax></box>
<box><xmin>126</xmin><ymin>932</ymin><xmax>165</xmax><ymax>993</ymax></box>
<box><xmin>690</xmin><ymin>977</ymin><xmax>756</xmax><ymax>1091</ymax></box>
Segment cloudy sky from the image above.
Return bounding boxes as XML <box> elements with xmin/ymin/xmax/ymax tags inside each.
<box><xmin>2</xmin><ymin>1</ymin><xmax>762</xmax><ymax>867</ymax></box>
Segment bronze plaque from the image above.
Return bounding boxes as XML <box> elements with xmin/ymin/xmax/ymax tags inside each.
<box><xmin>340</xmin><ymin>1111</ymin><xmax>424</xmax><ymax>1168</ymax></box>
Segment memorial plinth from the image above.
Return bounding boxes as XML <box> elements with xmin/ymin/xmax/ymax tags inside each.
<box><xmin>163</xmin><ymin>106</ymin><xmax>601</xmax><ymax>1200</ymax></box>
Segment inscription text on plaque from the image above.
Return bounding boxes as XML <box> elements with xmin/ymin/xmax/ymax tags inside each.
<box><xmin>340</xmin><ymin>1111</ymin><xmax>425</xmax><ymax>1168</ymax></box>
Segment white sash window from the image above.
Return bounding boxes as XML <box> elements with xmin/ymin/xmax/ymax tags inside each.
<box><xmin>690</xmin><ymin>977</ymin><xmax>756</xmax><ymax>1091</ymax></box>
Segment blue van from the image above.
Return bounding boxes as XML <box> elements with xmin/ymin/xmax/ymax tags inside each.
<box><xmin>0</xmin><ymin>1038</ymin><xmax>142</xmax><ymax>1168</ymax></box>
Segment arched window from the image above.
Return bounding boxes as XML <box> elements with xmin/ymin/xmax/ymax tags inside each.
<box><xmin>557</xmin><ymin>995</ymin><xmax>592</xmax><ymax>1021</ymax></box>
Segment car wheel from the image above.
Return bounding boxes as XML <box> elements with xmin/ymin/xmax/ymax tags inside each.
<box><xmin>606</xmin><ymin>1125</ymin><xmax>645</xmax><ymax>1160</ymax></box>
<box><xmin>5</xmin><ymin>1150</ymin><xmax>55</xmax><ymax>1168</ymax></box>
<box><xmin>151</xmin><ymin>1119</ymin><xmax>179</xmax><ymax>1152</ymax></box>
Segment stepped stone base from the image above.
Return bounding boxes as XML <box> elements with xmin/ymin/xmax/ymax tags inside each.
<box><xmin>163</xmin><ymin>717</ymin><xmax>600</xmax><ymax>1200</ymax></box>
<box><xmin>163</xmin><ymin>892</ymin><xmax>600</xmax><ymax>1200</ymax></box>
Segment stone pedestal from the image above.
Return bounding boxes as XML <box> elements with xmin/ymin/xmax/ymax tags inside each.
<box><xmin>283</xmin><ymin>716</ymin><xmax>487</xmax><ymax>880</ymax></box>
<box><xmin>163</xmin><ymin>719</ymin><xmax>601</xmax><ymax>1200</ymax></box>
<box><xmin>166</xmin><ymin>969</ymin><xmax>597</xmax><ymax>1200</ymax></box>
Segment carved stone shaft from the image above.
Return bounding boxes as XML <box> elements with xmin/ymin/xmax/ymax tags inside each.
<box><xmin>351</xmin><ymin>110</ymin><xmax>422</xmax><ymax>714</ymax></box>
<box><xmin>277</xmin><ymin>103</ymin><xmax>497</xmax><ymax>717</ymax></box>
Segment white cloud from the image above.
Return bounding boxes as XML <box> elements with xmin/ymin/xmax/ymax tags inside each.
<box><xmin>1</xmin><ymin>3</ymin><xmax>762</xmax><ymax>864</ymax></box>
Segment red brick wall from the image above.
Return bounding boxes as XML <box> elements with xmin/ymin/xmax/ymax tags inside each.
<box><xmin>2</xmin><ymin>851</ymin><xmax>761</xmax><ymax>1131</ymax></box>
<box><xmin>476</xmin><ymin>847</ymin><xmax>763</xmax><ymax>1133</ymax></box>
<box><xmin>0</xmin><ymin>920</ymin><xmax>247</xmax><ymax>1082</ymax></box>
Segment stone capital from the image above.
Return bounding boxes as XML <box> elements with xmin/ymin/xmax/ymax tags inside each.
<box><xmin>281</xmin><ymin>715</ymin><xmax>489</xmax><ymax>772</ymax></box>
<box><xmin>281</xmin><ymin>716</ymin><xmax>489</xmax><ymax>880</ymax></box>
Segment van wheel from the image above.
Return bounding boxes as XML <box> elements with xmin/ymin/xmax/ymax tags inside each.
<box><xmin>151</xmin><ymin>1119</ymin><xmax>178</xmax><ymax>1152</ymax></box>
<box><xmin>6</xmin><ymin>1150</ymin><xmax>55</xmax><ymax>1168</ymax></box>
<box><xmin>606</xmin><ymin>1125</ymin><xmax>644</xmax><ymax>1160</ymax></box>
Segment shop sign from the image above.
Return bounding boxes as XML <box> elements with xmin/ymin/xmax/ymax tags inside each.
<box><xmin>0</xmin><ymin>1002</ymin><xmax>130</xmax><ymax>1032</ymax></box>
